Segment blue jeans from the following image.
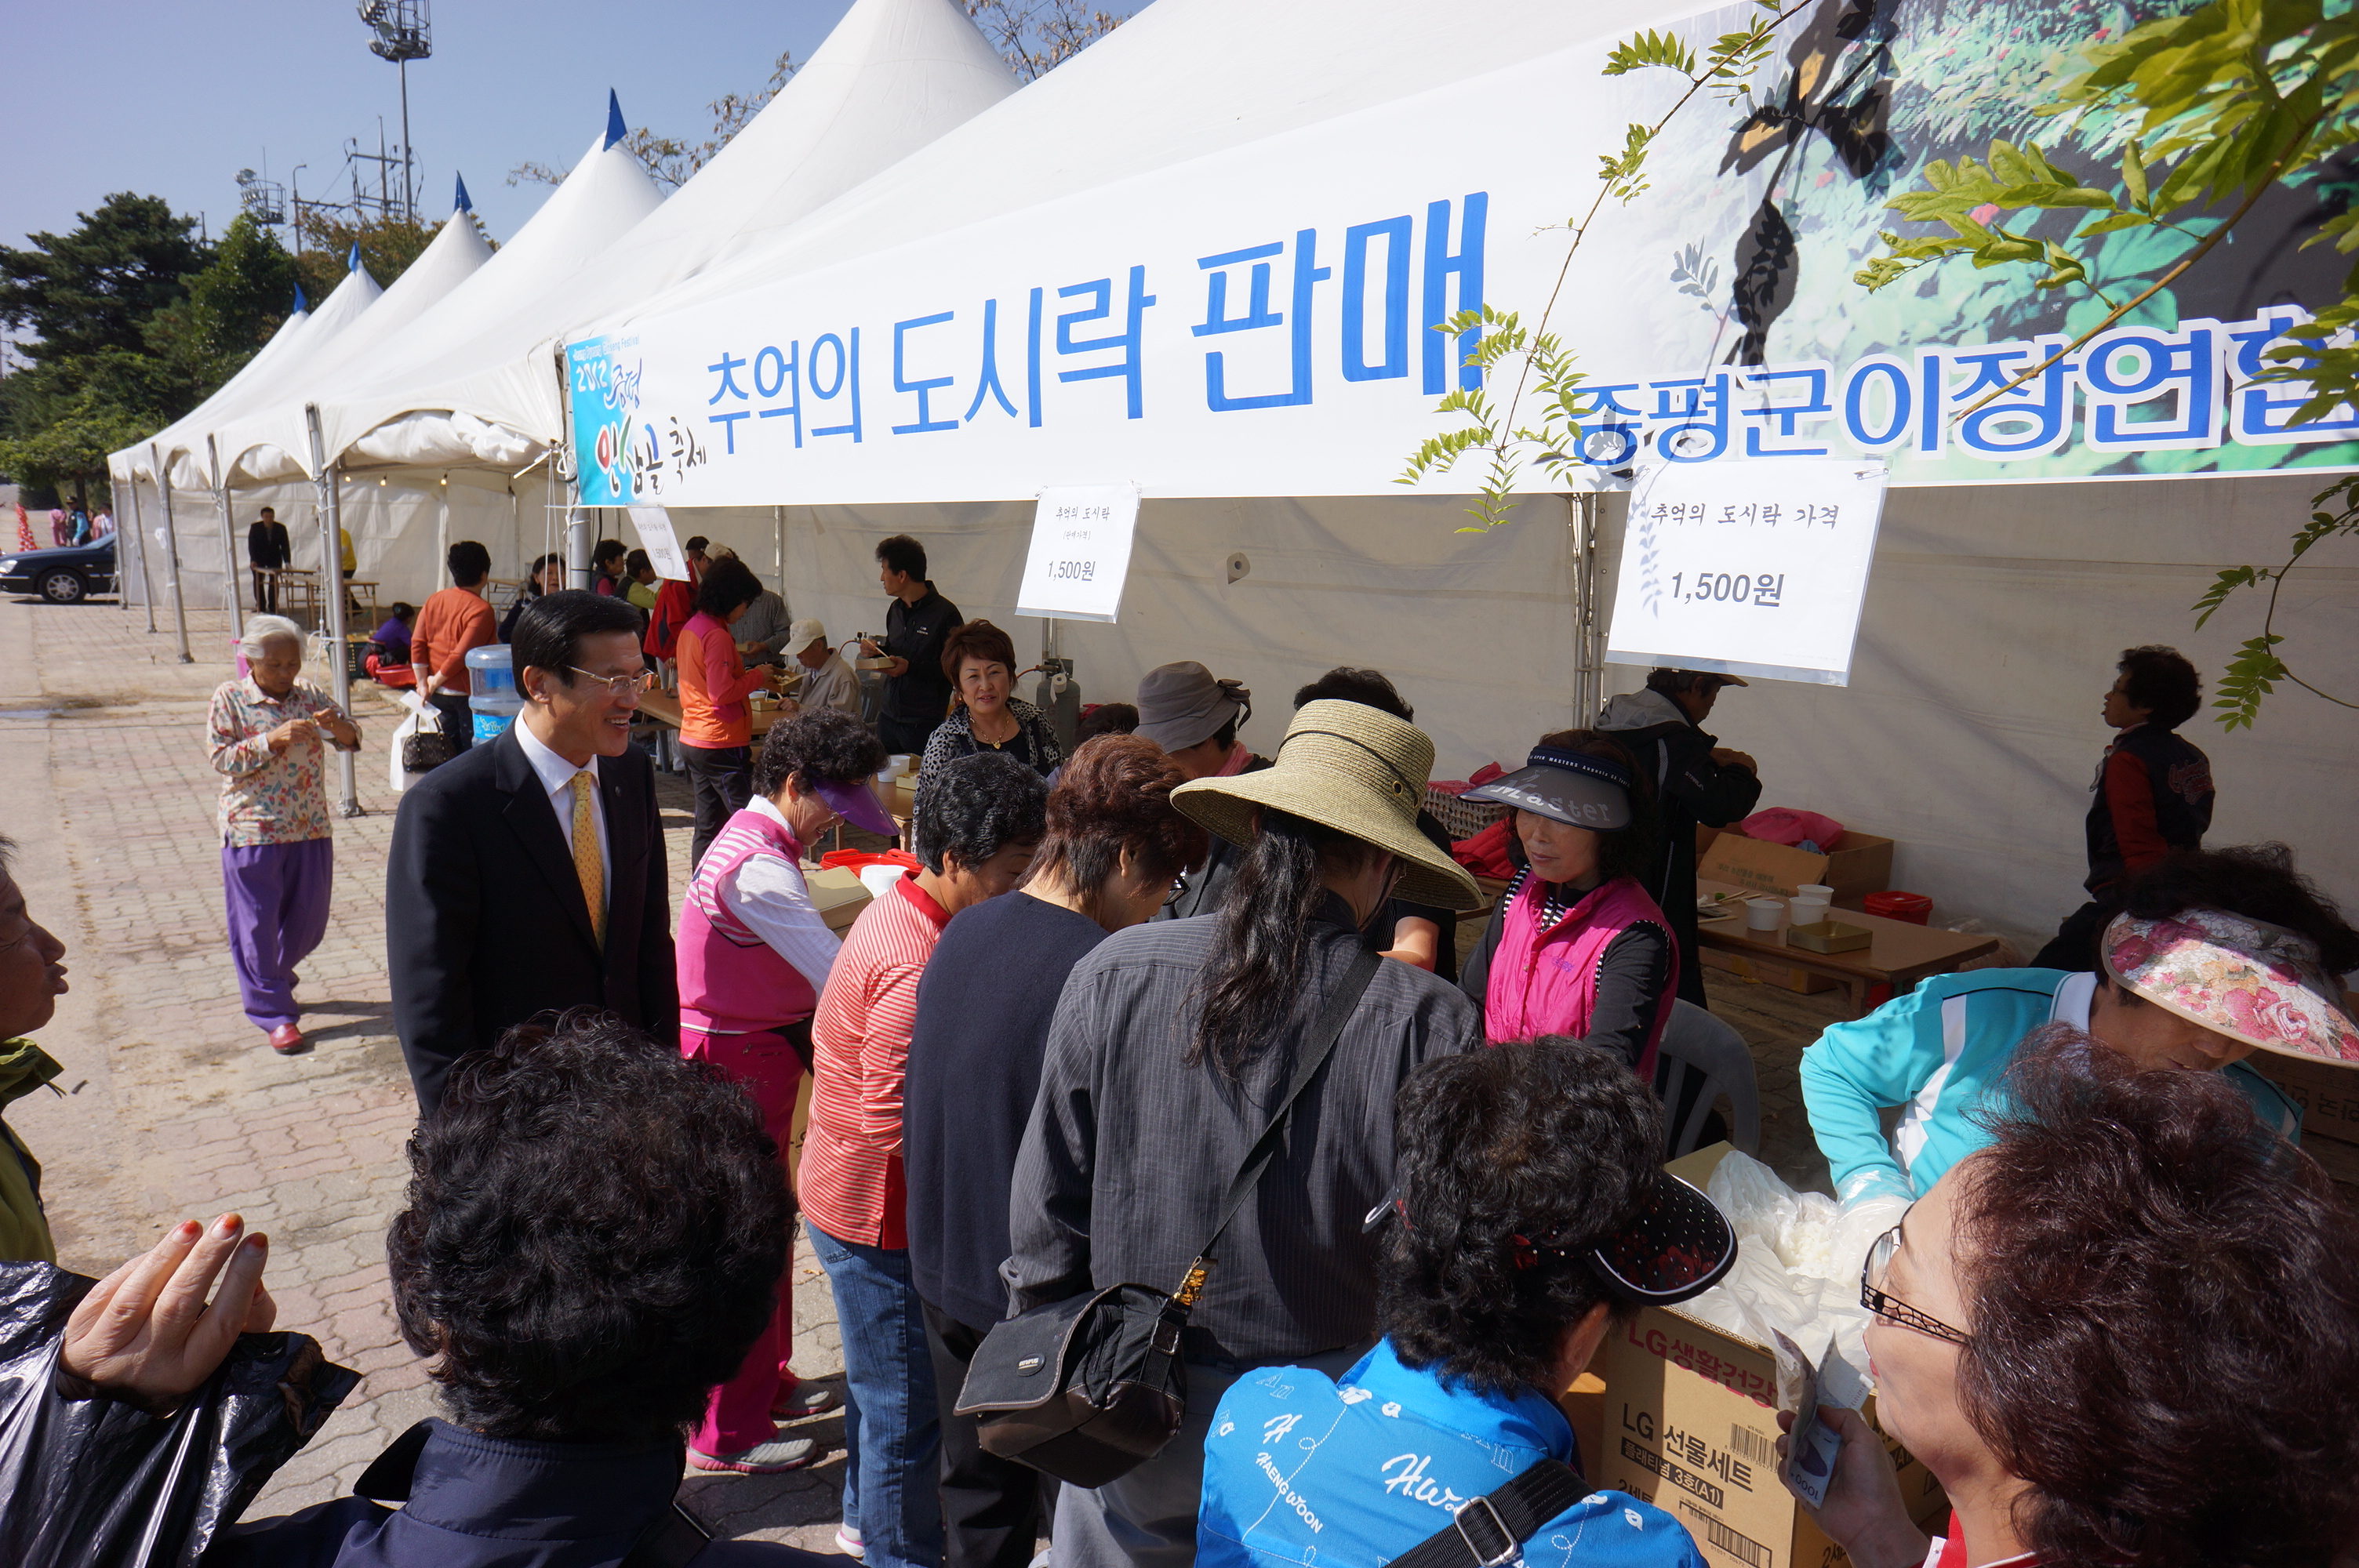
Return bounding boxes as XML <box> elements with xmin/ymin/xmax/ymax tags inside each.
<box><xmin>808</xmin><ymin>1221</ymin><xmax>943</xmax><ymax>1568</ymax></box>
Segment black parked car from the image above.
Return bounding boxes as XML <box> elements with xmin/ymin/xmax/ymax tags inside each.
<box><xmin>0</xmin><ymin>538</ymin><xmax>116</xmax><ymax>604</ymax></box>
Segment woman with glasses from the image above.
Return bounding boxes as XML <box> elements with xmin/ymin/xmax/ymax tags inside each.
<box><xmin>1199</xmin><ymin>1040</ymin><xmax>1734</xmax><ymax>1568</ymax></box>
<box><xmin>677</xmin><ymin>708</ymin><xmax>895</xmax><ymax>1474</ymax></box>
<box><xmin>1786</xmin><ymin>1024</ymin><xmax>2359</xmax><ymax>1568</ymax></box>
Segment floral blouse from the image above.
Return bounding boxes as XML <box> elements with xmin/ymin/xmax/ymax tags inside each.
<box><xmin>207</xmin><ymin>677</ymin><xmax>362</xmax><ymax>847</ymax></box>
<box><xmin>915</xmin><ymin>696</ymin><xmax>1063</xmax><ymax>799</ymax></box>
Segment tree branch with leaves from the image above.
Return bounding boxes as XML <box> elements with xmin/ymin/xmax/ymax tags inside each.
<box><xmin>1398</xmin><ymin>2</ymin><xmax>1808</xmax><ymax>529</ymax></box>
<box><xmin>1857</xmin><ymin>0</ymin><xmax>2359</xmax><ymax>725</ymax></box>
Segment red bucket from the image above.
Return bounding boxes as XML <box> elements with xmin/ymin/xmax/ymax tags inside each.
<box><xmin>1863</xmin><ymin>890</ymin><xmax>1933</xmax><ymax>925</ymax></box>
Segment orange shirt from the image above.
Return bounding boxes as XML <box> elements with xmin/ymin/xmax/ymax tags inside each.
<box><xmin>675</xmin><ymin>612</ymin><xmax>766</xmax><ymax>749</ymax></box>
<box><xmin>411</xmin><ymin>586</ymin><xmax>497</xmax><ymax>694</ymax></box>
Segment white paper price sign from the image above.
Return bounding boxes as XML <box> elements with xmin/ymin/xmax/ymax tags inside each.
<box><xmin>1016</xmin><ymin>484</ymin><xmax>1140</xmax><ymax>623</ymax></box>
<box><xmin>1604</xmin><ymin>459</ymin><xmax>1888</xmax><ymax>687</ymax></box>
<box><xmin>628</xmin><ymin>505</ymin><xmax>691</xmax><ymax>583</ymax></box>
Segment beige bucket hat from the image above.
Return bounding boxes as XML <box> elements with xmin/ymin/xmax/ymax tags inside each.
<box><xmin>1170</xmin><ymin>699</ymin><xmax>1481</xmax><ymax>911</ymax></box>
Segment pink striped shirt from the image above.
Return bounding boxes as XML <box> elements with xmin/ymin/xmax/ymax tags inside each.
<box><xmin>799</xmin><ymin>873</ymin><xmax>951</xmax><ymax>1248</ymax></box>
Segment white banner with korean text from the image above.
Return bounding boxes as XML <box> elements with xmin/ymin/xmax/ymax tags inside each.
<box><xmin>1605</xmin><ymin>459</ymin><xmax>1888</xmax><ymax>687</ymax></box>
<box><xmin>566</xmin><ymin>0</ymin><xmax>2359</xmax><ymax>508</ymax></box>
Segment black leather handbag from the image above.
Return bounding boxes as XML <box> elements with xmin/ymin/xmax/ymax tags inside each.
<box><xmin>401</xmin><ymin>703</ymin><xmax>454</xmax><ymax>774</ymax></box>
<box><xmin>954</xmin><ymin>946</ymin><xmax>1380</xmax><ymax>1488</ymax></box>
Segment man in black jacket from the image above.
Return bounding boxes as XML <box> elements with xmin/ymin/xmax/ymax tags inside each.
<box><xmin>1597</xmin><ymin>668</ymin><xmax>1762</xmax><ymax>1007</ymax></box>
<box><xmin>864</xmin><ymin>534</ymin><xmax>962</xmax><ymax>755</ymax></box>
<box><xmin>246</xmin><ymin>506</ymin><xmax>291</xmax><ymax>614</ymax></box>
<box><xmin>387</xmin><ymin>592</ymin><xmax>678</xmax><ymax>1116</ymax></box>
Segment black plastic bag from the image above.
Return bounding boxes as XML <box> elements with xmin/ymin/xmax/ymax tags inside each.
<box><xmin>0</xmin><ymin>1260</ymin><xmax>359</xmax><ymax>1566</ymax></box>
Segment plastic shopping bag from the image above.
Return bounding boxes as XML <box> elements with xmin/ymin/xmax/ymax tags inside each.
<box><xmin>0</xmin><ymin>1261</ymin><xmax>358</xmax><ymax>1567</ymax></box>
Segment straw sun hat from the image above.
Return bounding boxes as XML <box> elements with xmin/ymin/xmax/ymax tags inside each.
<box><xmin>1170</xmin><ymin>699</ymin><xmax>1481</xmax><ymax>912</ymax></box>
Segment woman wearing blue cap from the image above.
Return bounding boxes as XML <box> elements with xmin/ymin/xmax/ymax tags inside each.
<box><xmin>1459</xmin><ymin>731</ymin><xmax>1680</xmax><ymax>1077</ymax></box>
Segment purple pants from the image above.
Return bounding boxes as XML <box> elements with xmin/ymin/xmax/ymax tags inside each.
<box><xmin>222</xmin><ymin>839</ymin><xmax>334</xmax><ymax>1031</ymax></box>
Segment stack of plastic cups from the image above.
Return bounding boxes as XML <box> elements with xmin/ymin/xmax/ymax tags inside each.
<box><xmin>466</xmin><ymin>644</ymin><xmax>523</xmax><ymax>745</ymax></box>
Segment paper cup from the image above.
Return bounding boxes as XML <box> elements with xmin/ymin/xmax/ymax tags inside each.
<box><xmin>1746</xmin><ymin>897</ymin><xmax>1786</xmax><ymax>931</ymax></box>
<box><xmin>1790</xmin><ymin>896</ymin><xmax>1832</xmax><ymax>926</ymax></box>
<box><xmin>1796</xmin><ymin>884</ymin><xmax>1835</xmax><ymax>901</ymax></box>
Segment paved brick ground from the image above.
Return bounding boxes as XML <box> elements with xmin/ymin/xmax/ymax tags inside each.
<box><xmin>7</xmin><ymin>598</ymin><xmax>850</xmax><ymax>1550</ymax></box>
<box><xmin>5</xmin><ymin>593</ymin><xmax>1845</xmax><ymax>1552</ymax></box>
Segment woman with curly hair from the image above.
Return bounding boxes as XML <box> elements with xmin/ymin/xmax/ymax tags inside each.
<box><xmin>1788</xmin><ymin>1025</ymin><xmax>2359</xmax><ymax>1568</ymax></box>
<box><xmin>1198</xmin><ymin>1040</ymin><xmax>1734</xmax><ymax>1568</ymax></box>
<box><xmin>1458</xmin><ymin>729</ymin><xmax>1678</xmax><ymax>1075</ymax></box>
<box><xmin>915</xmin><ymin>619</ymin><xmax>1062</xmax><ymax>801</ymax></box>
<box><xmin>906</xmin><ymin>735</ymin><xmax>1209</xmax><ymax>1568</ymax></box>
<box><xmin>676</xmin><ymin>707</ymin><xmax>894</xmax><ymax>1473</ymax></box>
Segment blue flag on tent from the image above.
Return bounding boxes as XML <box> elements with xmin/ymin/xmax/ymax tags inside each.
<box><xmin>293</xmin><ymin>282</ymin><xmax>308</xmax><ymax>314</ymax></box>
<box><xmin>605</xmin><ymin>89</ymin><xmax>627</xmax><ymax>151</ymax></box>
<box><xmin>454</xmin><ymin>172</ymin><xmax>473</xmax><ymax>212</ymax></box>
<box><xmin>347</xmin><ymin>242</ymin><xmax>363</xmax><ymax>272</ymax></box>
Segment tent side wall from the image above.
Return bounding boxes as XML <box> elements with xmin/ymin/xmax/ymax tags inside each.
<box><xmin>644</xmin><ymin>475</ymin><xmax>2354</xmax><ymax>956</ymax></box>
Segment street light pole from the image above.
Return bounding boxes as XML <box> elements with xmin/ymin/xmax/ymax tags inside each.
<box><xmin>398</xmin><ymin>58</ymin><xmax>414</xmax><ymax>223</ymax></box>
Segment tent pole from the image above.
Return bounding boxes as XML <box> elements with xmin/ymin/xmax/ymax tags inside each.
<box><xmin>151</xmin><ymin>445</ymin><xmax>193</xmax><ymax>663</ymax></box>
<box><xmin>1565</xmin><ymin>492</ymin><xmax>1600</xmax><ymax>724</ymax></box>
<box><xmin>773</xmin><ymin>504</ymin><xmax>786</xmax><ymax>602</ymax></box>
<box><xmin>209</xmin><ymin>436</ymin><xmax>244</xmax><ymax>641</ymax></box>
<box><xmin>306</xmin><ymin>405</ymin><xmax>362</xmax><ymax>818</ymax></box>
<box><xmin>125</xmin><ymin>467</ymin><xmax>158</xmax><ymax>633</ymax></box>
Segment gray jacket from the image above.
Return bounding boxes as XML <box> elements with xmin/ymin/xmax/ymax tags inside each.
<box><xmin>1005</xmin><ymin>898</ymin><xmax>1481</xmax><ymax>1363</ymax></box>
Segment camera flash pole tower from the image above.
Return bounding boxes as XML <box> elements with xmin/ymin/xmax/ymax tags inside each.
<box><xmin>356</xmin><ymin>1</ymin><xmax>431</xmax><ymax>223</ymax></box>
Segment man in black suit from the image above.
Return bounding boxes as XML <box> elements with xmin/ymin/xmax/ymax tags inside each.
<box><xmin>387</xmin><ymin>590</ymin><xmax>678</xmax><ymax>1116</ymax></box>
<box><xmin>247</xmin><ymin>506</ymin><xmax>292</xmax><ymax>614</ymax></box>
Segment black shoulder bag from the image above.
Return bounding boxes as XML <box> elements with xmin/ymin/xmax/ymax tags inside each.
<box><xmin>955</xmin><ymin>946</ymin><xmax>1382</xmax><ymax>1489</ymax></box>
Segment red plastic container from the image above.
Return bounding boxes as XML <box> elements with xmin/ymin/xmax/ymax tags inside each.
<box><xmin>819</xmin><ymin>848</ymin><xmax>918</xmax><ymax>873</ymax></box>
<box><xmin>1863</xmin><ymin>891</ymin><xmax>1933</xmax><ymax>925</ymax></box>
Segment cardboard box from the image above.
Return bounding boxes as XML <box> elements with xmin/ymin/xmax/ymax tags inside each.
<box><xmin>1697</xmin><ymin>827</ymin><xmax>1895</xmax><ymax>909</ymax></box>
<box><xmin>1598</xmin><ymin>1146</ymin><xmax>1950</xmax><ymax>1568</ymax></box>
<box><xmin>805</xmin><ymin>866</ymin><xmax>874</xmax><ymax>934</ymax></box>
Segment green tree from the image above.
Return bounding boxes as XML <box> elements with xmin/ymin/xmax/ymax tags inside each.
<box><xmin>0</xmin><ymin>192</ymin><xmax>209</xmax><ymax>365</ymax></box>
<box><xmin>188</xmin><ymin>214</ymin><xmax>300</xmax><ymax>358</ymax></box>
<box><xmin>1855</xmin><ymin>0</ymin><xmax>2359</xmax><ymax>727</ymax></box>
<box><xmin>292</xmin><ymin>210</ymin><xmax>433</xmax><ymax>303</ymax></box>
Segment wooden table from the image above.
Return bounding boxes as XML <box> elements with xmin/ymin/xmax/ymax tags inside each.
<box><xmin>1692</xmin><ymin>878</ymin><xmax>1999</xmax><ymax>1017</ymax></box>
<box><xmin>634</xmin><ymin>691</ymin><xmax>793</xmax><ymax>736</ymax></box>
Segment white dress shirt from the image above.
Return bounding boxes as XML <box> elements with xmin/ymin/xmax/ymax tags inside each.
<box><xmin>514</xmin><ymin>717</ymin><xmax>611</xmax><ymax>909</ymax></box>
<box><xmin>721</xmin><ymin>795</ymin><xmax>841</xmax><ymax>993</ymax></box>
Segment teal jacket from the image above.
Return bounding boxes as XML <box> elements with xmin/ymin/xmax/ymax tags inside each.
<box><xmin>1799</xmin><ymin>968</ymin><xmax>2300</xmax><ymax>1203</ymax></box>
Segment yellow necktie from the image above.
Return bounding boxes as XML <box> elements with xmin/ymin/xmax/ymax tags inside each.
<box><xmin>570</xmin><ymin>770</ymin><xmax>605</xmax><ymax>946</ymax></box>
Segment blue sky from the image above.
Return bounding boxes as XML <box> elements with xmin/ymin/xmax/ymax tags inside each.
<box><xmin>2</xmin><ymin>1</ymin><xmax>875</xmax><ymax>254</ymax></box>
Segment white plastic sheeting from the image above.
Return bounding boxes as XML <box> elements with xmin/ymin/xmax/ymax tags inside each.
<box><xmin>627</xmin><ymin>466</ymin><xmax>2355</xmax><ymax>953</ymax></box>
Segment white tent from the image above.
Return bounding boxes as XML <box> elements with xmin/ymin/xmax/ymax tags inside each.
<box><xmin>195</xmin><ymin>0</ymin><xmax>1018</xmax><ymax>611</ymax></box>
<box><xmin>216</xmin><ymin>187</ymin><xmax>498</xmax><ymax>484</ymax></box>
<box><xmin>576</xmin><ymin>0</ymin><xmax>2355</xmax><ymax>953</ymax></box>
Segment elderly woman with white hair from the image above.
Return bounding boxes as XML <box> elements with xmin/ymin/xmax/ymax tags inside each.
<box><xmin>206</xmin><ymin>615</ymin><xmax>360</xmax><ymax>1054</ymax></box>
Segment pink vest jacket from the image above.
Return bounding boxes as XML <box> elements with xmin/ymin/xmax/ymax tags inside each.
<box><xmin>678</xmin><ymin>808</ymin><xmax>818</xmax><ymax>1036</ymax></box>
<box><xmin>1484</xmin><ymin>870</ymin><xmax>1679</xmax><ymax>1076</ymax></box>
